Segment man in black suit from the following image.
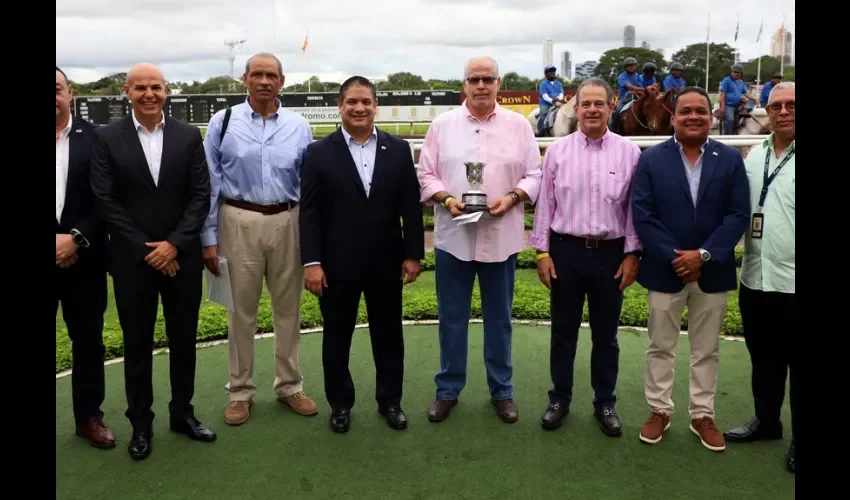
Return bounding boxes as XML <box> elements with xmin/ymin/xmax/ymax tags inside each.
<box><xmin>300</xmin><ymin>76</ymin><xmax>424</xmax><ymax>433</ymax></box>
<box><xmin>90</xmin><ymin>62</ymin><xmax>215</xmax><ymax>460</ymax></box>
<box><xmin>55</xmin><ymin>66</ymin><xmax>113</xmax><ymax>449</ymax></box>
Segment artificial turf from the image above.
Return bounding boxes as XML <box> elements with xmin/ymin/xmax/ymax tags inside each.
<box><xmin>55</xmin><ymin>324</ymin><xmax>794</xmax><ymax>500</ymax></box>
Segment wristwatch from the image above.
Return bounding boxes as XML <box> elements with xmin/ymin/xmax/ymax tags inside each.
<box><xmin>698</xmin><ymin>248</ymin><xmax>711</xmax><ymax>262</ymax></box>
<box><xmin>70</xmin><ymin>229</ymin><xmax>90</xmax><ymax>248</ymax></box>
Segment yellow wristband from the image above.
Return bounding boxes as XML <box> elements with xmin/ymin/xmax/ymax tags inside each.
<box><xmin>536</xmin><ymin>252</ymin><xmax>550</xmax><ymax>261</ymax></box>
<box><xmin>442</xmin><ymin>196</ymin><xmax>454</xmax><ymax>208</ymax></box>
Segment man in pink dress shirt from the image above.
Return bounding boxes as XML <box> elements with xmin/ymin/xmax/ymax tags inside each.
<box><xmin>418</xmin><ymin>56</ymin><xmax>543</xmax><ymax>424</ymax></box>
<box><xmin>529</xmin><ymin>78</ymin><xmax>642</xmax><ymax>436</ymax></box>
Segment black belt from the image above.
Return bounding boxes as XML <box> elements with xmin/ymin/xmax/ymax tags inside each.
<box><xmin>552</xmin><ymin>231</ymin><xmax>625</xmax><ymax>249</ymax></box>
<box><xmin>224</xmin><ymin>199</ymin><xmax>297</xmax><ymax>215</ymax></box>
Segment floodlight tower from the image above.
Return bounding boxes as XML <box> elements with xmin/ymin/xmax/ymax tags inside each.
<box><xmin>224</xmin><ymin>39</ymin><xmax>246</xmax><ymax>91</ymax></box>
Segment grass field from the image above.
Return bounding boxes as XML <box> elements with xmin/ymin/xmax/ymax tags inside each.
<box><xmin>55</xmin><ymin>324</ymin><xmax>794</xmax><ymax>500</ymax></box>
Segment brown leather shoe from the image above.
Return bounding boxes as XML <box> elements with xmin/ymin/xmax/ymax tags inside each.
<box><xmin>75</xmin><ymin>417</ymin><xmax>116</xmax><ymax>448</ymax></box>
<box><xmin>427</xmin><ymin>399</ymin><xmax>457</xmax><ymax>422</ymax></box>
<box><xmin>690</xmin><ymin>417</ymin><xmax>726</xmax><ymax>452</ymax></box>
<box><xmin>493</xmin><ymin>399</ymin><xmax>518</xmax><ymax>423</ymax></box>
<box><xmin>279</xmin><ymin>392</ymin><xmax>319</xmax><ymax>416</ymax></box>
<box><xmin>225</xmin><ymin>400</ymin><xmax>252</xmax><ymax>425</ymax></box>
<box><xmin>639</xmin><ymin>411</ymin><xmax>671</xmax><ymax>444</ymax></box>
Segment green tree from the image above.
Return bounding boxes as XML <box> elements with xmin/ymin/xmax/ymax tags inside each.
<box><xmin>742</xmin><ymin>55</ymin><xmax>794</xmax><ymax>83</ymax></box>
<box><xmin>593</xmin><ymin>47</ymin><xmax>667</xmax><ymax>86</ymax></box>
<box><xmin>669</xmin><ymin>42</ymin><xmax>735</xmax><ymax>91</ymax></box>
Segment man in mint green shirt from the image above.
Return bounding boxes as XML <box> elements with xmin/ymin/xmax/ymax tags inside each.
<box><xmin>723</xmin><ymin>82</ymin><xmax>795</xmax><ymax>473</ymax></box>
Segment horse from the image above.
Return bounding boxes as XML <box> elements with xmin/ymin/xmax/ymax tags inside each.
<box><xmin>709</xmin><ymin>103</ymin><xmax>770</xmax><ymax>135</ymax></box>
<box><xmin>648</xmin><ymin>87</ymin><xmax>678</xmax><ymax>135</ymax></box>
<box><xmin>616</xmin><ymin>87</ymin><xmax>653</xmax><ymax>136</ymax></box>
<box><xmin>526</xmin><ymin>95</ymin><xmax>579</xmax><ymax>137</ymax></box>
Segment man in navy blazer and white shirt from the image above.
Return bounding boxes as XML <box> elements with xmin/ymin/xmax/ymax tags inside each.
<box><xmin>630</xmin><ymin>87</ymin><xmax>750</xmax><ymax>453</ymax></box>
<box><xmin>55</xmin><ymin>66</ymin><xmax>113</xmax><ymax>449</ymax></box>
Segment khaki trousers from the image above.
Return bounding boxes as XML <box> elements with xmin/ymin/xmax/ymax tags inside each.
<box><xmin>218</xmin><ymin>203</ymin><xmax>304</xmax><ymax>401</ymax></box>
<box><xmin>645</xmin><ymin>282</ymin><xmax>728</xmax><ymax>420</ymax></box>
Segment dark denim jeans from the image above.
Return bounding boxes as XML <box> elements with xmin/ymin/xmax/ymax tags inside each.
<box><xmin>434</xmin><ymin>249</ymin><xmax>517</xmax><ymax>401</ymax></box>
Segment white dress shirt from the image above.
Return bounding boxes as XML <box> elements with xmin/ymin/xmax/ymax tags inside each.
<box><xmin>132</xmin><ymin>111</ymin><xmax>165</xmax><ymax>185</ymax></box>
<box><xmin>56</xmin><ymin>116</ymin><xmax>72</xmax><ymax>223</ymax></box>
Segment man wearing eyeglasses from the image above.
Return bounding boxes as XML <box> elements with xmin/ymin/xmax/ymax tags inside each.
<box><xmin>724</xmin><ymin>82</ymin><xmax>796</xmax><ymax>473</ymax></box>
<box><xmin>418</xmin><ymin>56</ymin><xmax>542</xmax><ymax>424</ymax></box>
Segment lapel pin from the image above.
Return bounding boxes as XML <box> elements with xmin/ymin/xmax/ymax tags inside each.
<box><xmin>712</xmin><ymin>151</ymin><xmax>718</xmax><ymax>155</ymax></box>
<box><xmin>75</xmin><ymin>129</ymin><xmax>82</xmax><ymax>133</ymax></box>
<box><xmin>381</xmin><ymin>145</ymin><xmax>386</xmax><ymax>150</ymax></box>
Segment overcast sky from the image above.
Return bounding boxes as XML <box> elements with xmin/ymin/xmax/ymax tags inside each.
<box><xmin>56</xmin><ymin>0</ymin><xmax>795</xmax><ymax>85</ymax></box>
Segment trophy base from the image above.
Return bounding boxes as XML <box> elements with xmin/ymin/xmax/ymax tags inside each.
<box><xmin>462</xmin><ymin>192</ymin><xmax>488</xmax><ymax>213</ymax></box>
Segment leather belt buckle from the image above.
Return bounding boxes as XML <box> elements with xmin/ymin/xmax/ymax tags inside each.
<box><xmin>585</xmin><ymin>238</ymin><xmax>599</xmax><ymax>249</ymax></box>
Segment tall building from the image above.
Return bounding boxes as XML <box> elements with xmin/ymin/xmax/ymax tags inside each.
<box><xmin>575</xmin><ymin>60</ymin><xmax>598</xmax><ymax>80</ymax></box>
<box><xmin>770</xmin><ymin>28</ymin><xmax>793</xmax><ymax>63</ymax></box>
<box><xmin>560</xmin><ymin>51</ymin><xmax>572</xmax><ymax>79</ymax></box>
<box><xmin>542</xmin><ymin>38</ymin><xmax>554</xmax><ymax>68</ymax></box>
<box><xmin>623</xmin><ymin>25</ymin><xmax>636</xmax><ymax>47</ymax></box>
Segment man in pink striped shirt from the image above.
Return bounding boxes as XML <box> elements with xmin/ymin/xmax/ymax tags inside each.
<box><xmin>418</xmin><ymin>56</ymin><xmax>542</xmax><ymax>424</ymax></box>
<box><xmin>529</xmin><ymin>78</ymin><xmax>642</xmax><ymax>436</ymax></box>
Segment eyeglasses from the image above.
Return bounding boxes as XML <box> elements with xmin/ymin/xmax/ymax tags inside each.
<box><xmin>466</xmin><ymin>77</ymin><xmax>497</xmax><ymax>85</ymax></box>
<box><xmin>767</xmin><ymin>101</ymin><xmax>795</xmax><ymax>113</ymax></box>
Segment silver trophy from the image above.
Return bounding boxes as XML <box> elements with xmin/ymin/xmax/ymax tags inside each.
<box><xmin>462</xmin><ymin>162</ymin><xmax>487</xmax><ymax>213</ymax></box>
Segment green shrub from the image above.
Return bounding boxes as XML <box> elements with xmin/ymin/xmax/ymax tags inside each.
<box><xmin>56</xmin><ymin>258</ymin><xmax>746</xmax><ymax>373</ymax></box>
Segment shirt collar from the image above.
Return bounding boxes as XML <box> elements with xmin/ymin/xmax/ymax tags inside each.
<box><xmin>576</xmin><ymin>128</ymin><xmax>609</xmax><ymax>149</ymax></box>
<box><xmin>244</xmin><ymin>96</ymin><xmax>283</xmax><ymax>119</ymax></box>
<box><xmin>673</xmin><ymin>134</ymin><xmax>709</xmax><ymax>153</ymax></box>
<box><xmin>463</xmin><ymin>100</ymin><xmax>500</xmax><ymax>122</ymax></box>
<box><xmin>341</xmin><ymin>124</ymin><xmax>378</xmax><ymax>145</ymax></box>
<box><xmin>132</xmin><ymin>110</ymin><xmax>165</xmax><ymax>131</ymax></box>
<box><xmin>58</xmin><ymin>115</ymin><xmax>72</xmax><ymax>139</ymax></box>
<box><xmin>763</xmin><ymin>132</ymin><xmax>796</xmax><ymax>152</ymax></box>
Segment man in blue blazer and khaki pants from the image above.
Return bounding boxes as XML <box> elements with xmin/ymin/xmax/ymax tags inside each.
<box><xmin>630</xmin><ymin>87</ymin><xmax>750</xmax><ymax>453</ymax></box>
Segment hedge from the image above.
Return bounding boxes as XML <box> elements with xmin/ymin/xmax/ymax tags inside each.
<box><xmin>55</xmin><ymin>247</ymin><xmax>745</xmax><ymax>373</ymax></box>
<box><xmin>422</xmin><ymin>214</ymin><xmax>534</xmax><ymax>230</ymax></box>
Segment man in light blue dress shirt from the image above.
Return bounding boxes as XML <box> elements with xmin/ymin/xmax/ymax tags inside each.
<box><xmin>202</xmin><ymin>52</ymin><xmax>318</xmax><ymax>425</ymax></box>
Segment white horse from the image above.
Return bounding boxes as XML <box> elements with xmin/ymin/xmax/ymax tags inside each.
<box><xmin>709</xmin><ymin>104</ymin><xmax>770</xmax><ymax>135</ymax></box>
<box><xmin>526</xmin><ymin>94</ymin><xmax>579</xmax><ymax>137</ymax></box>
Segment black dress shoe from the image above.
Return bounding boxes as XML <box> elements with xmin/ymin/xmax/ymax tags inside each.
<box><xmin>128</xmin><ymin>428</ymin><xmax>152</xmax><ymax>461</ymax></box>
<box><xmin>786</xmin><ymin>438</ymin><xmax>795</xmax><ymax>472</ymax></box>
<box><xmin>724</xmin><ymin>417</ymin><xmax>782</xmax><ymax>442</ymax></box>
<box><xmin>330</xmin><ymin>409</ymin><xmax>351</xmax><ymax>433</ymax></box>
<box><xmin>379</xmin><ymin>405</ymin><xmax>407</xmax><ymax>430</ymax></box>
<box><xmin>594</xmin><ymin>406</ymin><xmax>623</xmax><ymax>436</ymax></box>
<box><xmin>170</xmin><ymin>416</ymin><xmax>217</xmax><ymax>442</ymax></box>
<box><xmin>541</xmin><ymin>402</ymin><xmax>569</xmax><ymax>430</ymax></box>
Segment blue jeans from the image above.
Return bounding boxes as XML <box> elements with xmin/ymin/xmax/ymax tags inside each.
<box><xmin>609</xmin><ymin>92</ymin><xmax>633</xmax><ymax>130</ymax></box>
<box><xmin>723</xmin><ymin>100</ymin><xmax>756</xmax><ymax>135</ymax></box>
<box><xmin>434</xmin><ymin>249</ymin><xmax>517</xmax><ymax>401</ymax></box>
<box><xmin>537</xmin><ymin>104</ymin><xmax>552</xmax><ymax>135</ymax></box>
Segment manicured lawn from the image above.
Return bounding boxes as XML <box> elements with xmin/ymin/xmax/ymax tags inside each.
<box><xmin>55</xmin><ymin>324</ymin><xmax>794</xmax><ymax>500</ymax></box>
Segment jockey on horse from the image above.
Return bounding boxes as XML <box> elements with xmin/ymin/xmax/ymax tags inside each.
<box><xmin>609</xmin><ymin>57</ymin><xmax>646</xmax><ymax>132</ymax></box>
<box><xmin>537</xmin><ymin>65</ymin><xmax>565</xmax><ymax>136</ymax></box>
<box><xmin>717</xmin><ymin>63</ymin><xmax>758</xmax><ymax>134</ymax></box>
<box><xmin>663</xmin><ymin>62</ymin><xmax>687</xmax><ymax>92</ymax></box>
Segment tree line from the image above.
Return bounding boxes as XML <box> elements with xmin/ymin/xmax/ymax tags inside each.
<box><xmin>68</xmin><ymin>42</ymin><xmax>795</xmax><ymax>96</ymax></box>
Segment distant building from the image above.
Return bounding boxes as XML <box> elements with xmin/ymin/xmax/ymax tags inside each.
<box><xmin>624</xmin><ymin>25</ymin><xmax>636</xmax><ymax>47</ymax></box>
<box><xmin>641</xmin><ymin>41</ymin><xmax>651</xmax><ymax>49</ymax></box>
<box><xmin>560</xmin><ymin>51</ymin><xmax>572</xmax><ymax>79</ymax></box>
<box><xmin>542</xmin><ymin>38</ymin><xmax>554</xmax><ymax>68</ymax></box>
<box><xmin>770</xmin><ymin>28</ymin><xmax>793</xmax><ymax>63</ymax></box>
<box><xmin>575</xmin><ymin>60</ymin><xmax>598</xmax><ymax>80</ymax></box>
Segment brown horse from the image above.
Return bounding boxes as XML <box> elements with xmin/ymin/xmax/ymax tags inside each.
<box><xmin>617</xmin><ymin>88</ymin><xmax>651</xmax><ymax>136</ymax></box>
<box><xmin>646</xmin><ymin>87</ymin><xmax>678</xmax><ymax>135</ymax></box>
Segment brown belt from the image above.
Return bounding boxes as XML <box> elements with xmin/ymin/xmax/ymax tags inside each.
<box><xmin>223</xmin><ymin>199</ymin><xmax>297</xmax><ymax>215</ymax></box>
<box><xmin>555</xmin><ymin>232</ymin><xmax>625</xmax><ymax>249</ymax></box>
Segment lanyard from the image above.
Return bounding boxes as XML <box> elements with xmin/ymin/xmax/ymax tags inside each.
<box><xmin>758</xmin><ymin>145</ymin><xmax>795</xmax><ymax>209</ymax></box>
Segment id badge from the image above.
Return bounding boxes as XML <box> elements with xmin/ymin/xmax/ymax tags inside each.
<box><xmin>751</xmin><ymin>213</ymin><xmax>764</xmax><ymax>239</ymax></box>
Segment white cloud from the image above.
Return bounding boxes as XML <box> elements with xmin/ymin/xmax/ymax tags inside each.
<box><xmin>57</xmin><ymin>0</ymin><xmax>795</xmax><ymax>84</ymax></box>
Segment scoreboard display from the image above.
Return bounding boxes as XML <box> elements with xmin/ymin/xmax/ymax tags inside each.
<box><xmin>73</xmin><ymin>91</ymin><xmax>463</xmax><ymax>125</ymax></box>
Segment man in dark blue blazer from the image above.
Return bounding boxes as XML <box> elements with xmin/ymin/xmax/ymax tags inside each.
<box><xmin>630</xmin><ymin>87</ymin><xmax>750</xmax><ymax>453</ymax></box>
<box><xmin>55</xmin><ymin>66</ymin><xmax>114</xmax><ymax>448</ymax></box>
<box><xmin>300</xmin><ymin>76</ymin><xmax>424</xmax><ymax>433</ymax></box>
